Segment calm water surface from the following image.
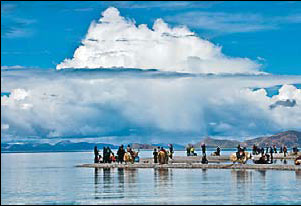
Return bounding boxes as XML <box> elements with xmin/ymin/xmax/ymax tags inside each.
<box><xmin>1</xmin><ymin>151</ymin><xmax>301</xmax><ymax>205</ymax></box>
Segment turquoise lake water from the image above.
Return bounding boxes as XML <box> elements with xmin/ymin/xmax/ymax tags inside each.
<box><xmin>1</xmin><ymin>151</ymin><xmax>301</xmax><ymax>205</ymax></box>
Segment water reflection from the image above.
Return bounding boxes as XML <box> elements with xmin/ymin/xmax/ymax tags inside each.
<box><xmin>202</xmin><ymin>169</ymin><xmax>208</xmax><ymax>181</ymax></box>
<box><xmin>231</xmin><ymin>170</ymin><xmax>252</xmax><ymax>184</ymax></box>
<box><xmin>94</xmin><ymin>168</ymin><xmax>125</xmax><ymax>200</ymax></box>
<box><xmin>124</xmin><ymin>168</ymin><xmax>138</xmax><ymax>184</ymax></box>
<box><xmin>279</xmin><ymin>159</ymin><xmax>288</xmax><ymax>165</ymax></box>
<box><xmin>296</xmin><ymin>170</ymin><xmax>301</xmax><ymax>180</ymax></box>
<box><xmin>257</xmin><ymin>170</ymin><xmax>266</xmax><ymax>180</ymax></box>
<box><xmin>154</xmin><ymin>168</ymin><xmax>173</xmax><ymax>189</ymax></box>
<box><xmin>230</xmin><ymin>169</ymin><xmax>253</xmax><ymax>203</ymax></box>
<box><xmin>117</xmin><ymin>168</ymin><xmax>124</xmax><ymax>187</ymax></box>
<box><xmin>94</xmin><ymin>168</ymin><xmax>101</xmax><ymax>200</ymax></box>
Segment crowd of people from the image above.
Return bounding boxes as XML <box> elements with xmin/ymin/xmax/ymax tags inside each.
<box><xmin>251</xmin><ymin>144</ymin><xmax>290</xmax><ymax>158</ymax></box>
<box><xmin>93</xmin><ymin>143</ymin><xmax>300</xmax><ymax>165</ymax></box>
<box><xmin>94</xmin><ymin>144</ymin><xmax>174</xmax><ymax>164</ymax></box>
<box><xmin>94</xmin><ymin>144</ymin><xmax>140</xmax><ymax>164</ymax></box>
<box><xmin>153</xmin><ymin>144</ymin><xmax>174</xmax><ymax>164</ymax></box>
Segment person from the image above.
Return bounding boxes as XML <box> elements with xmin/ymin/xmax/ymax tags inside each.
<box><xmin>260</xmin><ymin>147</ymin><xmax>265</xmax><ymax>156</ymax></box>
<box><xmin>169</xmin><ymin>144</ymin><xmax>174</xmax><ymax>159</ymax></box>
<box><xmin>190</xmin><ymin>146</ymin><xmax>196</xmax><ymax>156</ymax></box>
<box><xmin>103</xmin><ymin>147</ymin><xmax>107</xmax><ymax>163</ymax></box>
<box><xmin>127</xmin><ymin>144</ymin><xmax>132</xmax><ymax>153</ymax></box>
<box><xmin>254</xmin><ymin>155</ymin><xmax>271</xmax><ymax>164</ymax></box>
<box><xmin>269</xmin><ymin>146</ymin><xmax>274</xmax><ymax>162</ymax></box>
<box><xmin>134</xmin><ymin>153</ymin><xmax>140</xmax><ymax>163</ymax></box>
<box><xmin>153</xmin><ymin>148</ymin><xmax>158</xmax><ymax>163</ymax></box>
<box><xmin>160</xmin><ymin>147</ymin><xmax>168</xmax><ymax>164</ymax></box>
<box><xmin>266</xmin><ymin>146</ymin><xmax>269</xmax><ymax>154</ymax></box>
<box><xmin>98</xmin><ymin>154</ymin><xmax>103</xmax><ymax>163</ymax></box>
<box><xmin>273</xmin><ymin>145</ymin><xmax>277</xmax><ymax>154</ymax></box>
<box><xmin>117</xmin><ymin>145</ymin><xmax>125</xmax><ymax>164</ymax></box>
<box><xmin>283</xmin><ymin>146</ymin><xmax>288</xmax><ymax>157</ymax></box>
<box><xmin>252</xmin><ymin>144</ymin><xmax>257</xmax><ymax>155</ymax></box>
<box><xmin>280</xmin><ymin>146</ymin><xmax>283</xmax><ymax>153</ymax></box>
<box><xmin>108</xmin><ymin>147</ymin><xmax>113</xmax><ymax>163</ymax></box>
<box><xmin>292</xmin><ymin>146</ymin><xmax>299</xmax><ymax>155</ymax></box>
<box><xmin>237</xmin><ymin>144</ymin><xmax>241</xmax><ymax>152</ymax></box>
<box><xmin>242</xmin><ymin>147</ymin><xmax>247</xmax><ymax>158</ymax></box>
<box><xmin>201</xmin><ymin>143</ymin><xmax>206</xmax><ymax>156</ymax></box>
<box><xmin>216</xmin><ymin>146</ymin><xmax>221</xmax><ymax>156</ymax></box>
<box><xmin>94</xmin><ymin>146</ymin><xmax>100</xmax><ymax>163</ymax></box>
<box><xmin>110</xmin><ymin>153</ymin><xmax>116</xmax><ymax>162</ymax></box>
<box><xmin>186</xmin><ymin>145</ymin><xmax>191</xmax><ymax>156</ymax></box>
<box><xmin>257</xmin><ymin>147</ymin><xmax>261</xmax><ymax>155</ymax></box>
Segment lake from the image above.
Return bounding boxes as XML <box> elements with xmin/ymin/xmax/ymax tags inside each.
<box><xmin>1</xmin><ymin>151</ymin><xmax>301</xmax><ymax>205</ymax></box>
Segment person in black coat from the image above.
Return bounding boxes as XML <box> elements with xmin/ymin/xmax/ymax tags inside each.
<box><xmin>117</xmin><ymin>145</ymin><xmax>125</xmax><ymax>164</ymax></box>
<box><xmin>94</xmin><ymin>146</ymin><xmax>99</xmax><ymax>163</ymax></box>
<box><xmin>153</xmin><ymin>148</ymin><xmax>158</xmax><ymax>163</ymax></box>
<box><xmin>201</xmin><ymin>143</ymin><xmax>206</xmax><ymax>156</ymax></box>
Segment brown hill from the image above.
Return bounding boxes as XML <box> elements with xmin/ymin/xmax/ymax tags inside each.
<box><xmin>192</xmin><ymin>131</ymin><xmax>301</xmax><ymax>148</ymax></box>
<box><xmin>193</xmin><ymin>137</ymin><xmax>240</xmax><ymax>148</ymax></box>
<box><xmin>243</xmin><ymin>130</ymin><xmax>301</xmax><ymax>147</ymax></box>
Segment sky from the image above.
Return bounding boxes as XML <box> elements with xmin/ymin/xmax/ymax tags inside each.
<box><xmin>1</xmin><ymin>1</ymin><xmax>301</xmax><ymax>145</ymax></box>
<box><xmin>1</xmin><ymin>1</ymin><xmax>301</xmax><ymax>74</ymax></box>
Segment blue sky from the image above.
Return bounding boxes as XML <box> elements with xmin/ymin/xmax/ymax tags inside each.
<box><xmin>1</xmin><ymin>1</ymin><xmax>301</xmax><ymax>75</ymax></box>
<box><xmin>1</xmin><ymin>1</ymin><xmax>301</xmax><ymax>144</ymax></box>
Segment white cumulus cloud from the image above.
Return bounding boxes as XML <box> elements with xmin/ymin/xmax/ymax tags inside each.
<box><xmin>57</xmin><ymin>7</ymin><xmax>262</xmax><ymax>74</ymax></box>
<box><xmin>1</xmin><ymin>68</ymin><xmax>301</xmax><ymax>144</ymax></box>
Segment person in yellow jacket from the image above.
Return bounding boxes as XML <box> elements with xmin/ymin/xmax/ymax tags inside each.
<box><xmin>190</xmin><ymin>146</ymin><xmax>195</xmax><ymax>156</ymax></box>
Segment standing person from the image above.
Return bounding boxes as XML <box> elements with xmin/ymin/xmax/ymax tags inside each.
<box><xmin>153</xmin><ymin>148</ymin><xmax>158</xmax><ymax>163</ymax></box>
<box><xmin>201</xmin><ymin>143</ymin><xmax>206</xmax><ymax>156</ymax></box>
<box><xmin>117</xmin><ymin>145</ymin><xmax>125</xmax><ymax>164</ymax></box>
<box><xmin>107</xmin><ymin>147</ymin><xmax>112</xmax><ymax>163</ymax></box>
<box><xmin>94</xmin><ymin>146</ymin><xmax>99</xmax><ymax>163</ymax></box>
<box><xmin>190</xmin><ymin>146</ymin><xmax>195</xmax><ymax>156</ymax></box>
<box><xmin>186</xmin><ymin>145</ymin><xmax>191</xmax><ymax>156</ymax></box>
<box><xmin>283</xmin><ymin>146</ymin><xmax>288</xmax><ymax>157</ymax></box>
<box><xmin>216</xmin><ymin>146</ymin><xmax>221</xmax><ymax>156</ymax></box>
<box><xmin>127</xmin><ymin>144</ymin><xmax>132</xmax><ymax>153</ymax></box>
<box><xmin>269</xmin><ymin>146</ymin><xmax>274</xmax><ymax>162</ymax></box>
<box><xmin>261</xmin><ymin>147</ymin><xmax>265</xmax><ymax>156</ymax></box>
<box><xmin>103</xmin><ymin>147</ymin><xmax>107</xmax><ymax>163</ymax></box>
<box><xmin>266</xmin><ymin>146</ymin><xmax>269</xmax><ymax>154</ymax></box>
<box><xmin>110</xmin><ymin>152</ymin><xmax>116</xmax><ymax>162</ymax></box>
<box><xmin>273</xmin><ymin>145</ymin><xmax>277</xmax><ymax>153</ymax></box>
<box><xmin>169</xmin><ymin>144</ymin><xmax>174</xmax><ymax>159</ymax></box>
<box><xmin>280</xmin><ymin>146</ymin><xmax>283</xmax><ymax>153</ymax></box>
<box><xmin>252</xmin><ymin>144</ymin><xmax>257</xmax><ymax>155</ymax></box>
<box><xmin>237</xmin><ymin>144</ymin><xmax>241</xmax><ymax>152</ymax></box>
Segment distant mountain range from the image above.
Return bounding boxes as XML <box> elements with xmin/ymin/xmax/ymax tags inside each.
<box><xmin>243</xmin><ymin>130</ymin><xmax>301</xmax><ymax>148</ymax></box>
<box><xmin>1</xmin><ymin>131</ymin><xmax>300</xmax><ymax>152</ymax></box>
<box><xmin>194</xmin><ymin>130</ymin><xmax>300</xmax><ymax>148</ymax></box>
<box><xmin>1</xmin><ymin>140</ymin><xmax>118</xmax><ymax>153</ymax></box>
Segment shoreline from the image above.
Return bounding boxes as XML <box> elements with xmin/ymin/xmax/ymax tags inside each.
<box><xmin>77</xmin><ymin>155</ymin><xmax>301</xmax><ymax>171</ymax></box>
<box><xmin>77</xmin><ymin>162</ymin><xmax>301</xmax><ymax>171</ymax></box>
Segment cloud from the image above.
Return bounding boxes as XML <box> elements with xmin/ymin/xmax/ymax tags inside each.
<box><xmin>165</xmin><ymin>11</ymin><xmax>301</xmax><ymax>34</ymax></box>
<box><xmin>166</xmin><ymin>12</ymin><xmax>274</xmax><ymax>33</ymax></box>
<box><xmin>73</xmin><ymin>7</ymin><xmax>94</xmax><ymax>12</ymax></box>
<box><xmin>57</xmin><ymin>7</ymin><xmax>262</xmax><ymax>74</ymax></box>
<box><xmin>1</xmin><ymin>65</ymin><xmax>26</xmax><ymax>70</ymax></box>
<box><xmin>1</xmin><ymin>68</ymin><xmax>301</xmax><ymax>144</ymax></box>
<box><xmin>1</xmin><ymin>26</ymin><xmax>34</xmax><ymax>38</ymax></box>
<box><xmin>103</xmin><ymin>1</ymin><xmax>220</xmax><ymax>10</ymax></box>
<box><xmin>1</xmin><ymin>2</ymin><xmax>36</xmax><ymax>39</ymax></box>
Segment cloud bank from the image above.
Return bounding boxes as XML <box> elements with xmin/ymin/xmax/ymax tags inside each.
<box><xmin>1</xmin><ymin>68</ymin><xmax>301</xmax><ymax>144</ymax></box>
<box><xmin>57</xmin><ymin>7</ymin><xmax>262</xmax><ymax>74</ymax></box>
